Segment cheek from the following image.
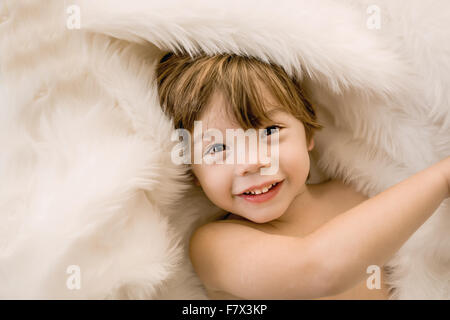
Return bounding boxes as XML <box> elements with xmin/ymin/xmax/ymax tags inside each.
<box><xmin>279</xmin><ymin>143</ymin><xmax>310</xmax><ymax>178</ymax></box>
<box><xmin>194</xmin><ymin>165</ymin><xmax>233</xmax><ymax>204</ymax></box>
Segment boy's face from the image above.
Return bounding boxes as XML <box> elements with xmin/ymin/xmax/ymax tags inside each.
<box><xmin>190</xmin><ymin>88</ymin><xmax>314</xmax><ymax>223</ymax></box>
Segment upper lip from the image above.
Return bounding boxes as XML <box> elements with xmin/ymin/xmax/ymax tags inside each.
<box><xmin>236</xmin><ymin>179</ymin><xmax>283</xmax><ymax>195</ymax></box>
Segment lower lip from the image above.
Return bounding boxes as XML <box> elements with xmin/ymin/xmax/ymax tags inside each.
<box><xmin>237</xmin><ymin>180</ymin><xmax>284</xmax><ymax>203</ymax></box>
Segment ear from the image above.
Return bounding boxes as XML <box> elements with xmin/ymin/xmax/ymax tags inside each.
<box><xmin>307</xmin><ymin>137</ymin><xmax>315</xmax><ymax>151</ymax></box>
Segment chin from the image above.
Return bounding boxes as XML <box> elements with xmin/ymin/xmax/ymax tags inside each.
<box><xmin>250</xmin><ymin>215</ymin><xmax>278</xmax><ymax>224</ymax></box>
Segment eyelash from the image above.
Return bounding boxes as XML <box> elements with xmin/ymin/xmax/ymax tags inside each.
<box><xmin>205</xmin><ymin>125</ymin><xmax>282</xmax><ymax>155</ymax></box>
<box><xmin>262</xmin><ymin>125</ymin><xmax>282</xmax><ymax>137</ymax></box>
<box><xmin>206</xmin><ymin>144</ymin><xmax>227</xmax><ymax>155</ymax></box>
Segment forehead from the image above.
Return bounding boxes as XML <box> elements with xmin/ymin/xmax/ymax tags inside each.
<box><xmin>191</xmin><ymin>101</ymin><xmax>230</xmax><ymax>147</ymax></box>
<box><xmin>201</xmin><ymin>88</ymin><xmax>285</xmax><ymax>124</ymax></box>
<box><xmin>201</xmin><ymin>93</ymin><xmax>232</xmax><ymax>124</ymax></box>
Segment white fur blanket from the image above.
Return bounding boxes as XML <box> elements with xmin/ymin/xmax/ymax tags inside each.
<box><xmin>0</xmin><ymin>0</ymin><xmax>449</xmax><ymax>299</ymax></box>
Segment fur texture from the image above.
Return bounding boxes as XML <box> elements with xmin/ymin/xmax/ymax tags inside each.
<box><xmin>0</xmin><ymin>0</ymin><xmax>449</xmax><ymax>299</ymax></box>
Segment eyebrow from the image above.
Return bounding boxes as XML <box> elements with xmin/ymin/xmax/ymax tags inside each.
<box><xmin>193</xmin><ymin>128</ymin><xmax>226</xmax><ymax>147</ymax></box>
<box><xmin>193</xmin><ymin>128</ymin><xmax>213</xmax><ymax>145</ymax></box>
<box><xmin>265</xmin><ymin>107</ymin><xmax>283</xmax><ymax>116</ymax></box>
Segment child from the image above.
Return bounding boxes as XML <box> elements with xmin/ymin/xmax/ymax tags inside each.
<box><xmin>156</xmin><ymin>52</ymin><xmax>450</xmax><ymax>299</ymax></box>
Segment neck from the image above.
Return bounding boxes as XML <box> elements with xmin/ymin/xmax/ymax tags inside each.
<box><xmin>275</xmin><ymin>183</ymin><xmax>318</xmax><ymax>225</ymax></box>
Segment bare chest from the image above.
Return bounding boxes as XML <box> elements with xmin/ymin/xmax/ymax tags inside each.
<box><xmin>213</xmin><ymin>193</ymin><xmax>392</xmax><ymax>299</ymax></box>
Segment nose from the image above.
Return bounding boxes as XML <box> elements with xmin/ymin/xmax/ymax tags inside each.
<box><xmin>236</xmin><ymin>161</ymin><xmax>270</xmax><ymax>176</ymax></box>
<box><xmin>234</xmin><ymin>135</ymin><xmax>271</xmax><ymax>176</ymax></box>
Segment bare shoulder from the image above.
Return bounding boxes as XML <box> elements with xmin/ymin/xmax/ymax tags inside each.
<box><xmin>188</xmin><ymin>220</ymin><xmax>269</xmax><ymax>291</ymax></box>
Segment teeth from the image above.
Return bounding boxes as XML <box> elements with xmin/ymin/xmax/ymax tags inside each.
<box><xmin>243</xmin><ymin>182</ymin><xmax>278</xmax><ymax>195</ymax></box>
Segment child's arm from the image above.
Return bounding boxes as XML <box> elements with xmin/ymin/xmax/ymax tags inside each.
<box><xmin>306</xmin><ymin>156</ymin><xmax>450</xmax><ymax>295</ymax></box>
<box><xmin>189</xmin><ymin>157</ymin><xmax>449</xmax><ymax>299</ymax></box>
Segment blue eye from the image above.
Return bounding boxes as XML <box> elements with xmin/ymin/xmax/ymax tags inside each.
<box><xmin>262</xmin><ymin>125</ymin><xmax>281</xmax><ymax>137</ymax></box>
<box><xmin>206</xmin><ymin>143</ymin><xmax>227</xmax><ymax>155</ymax></box>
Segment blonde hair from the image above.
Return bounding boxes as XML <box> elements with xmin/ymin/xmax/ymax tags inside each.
<box><xmin>156</xmin><ymin>52</ymin><xmax>322</xmax><ymax>142</ymax></box>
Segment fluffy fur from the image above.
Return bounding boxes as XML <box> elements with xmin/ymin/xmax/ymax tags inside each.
<box><xmin>0</xmin><ymin>0</ymin><xmax>448</xmax><ymax>299</ymax></box>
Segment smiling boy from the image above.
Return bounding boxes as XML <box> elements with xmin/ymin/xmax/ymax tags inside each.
<box><xmin>156</xmin><ymin>52</ymin><xmax>450</xmax><ymax>300</ymax></box>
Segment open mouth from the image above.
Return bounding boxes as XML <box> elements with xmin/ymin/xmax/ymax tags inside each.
<box><xmin>238</xmin><ymin>180</ymin><xmax>284</xmax><ymax>203</ymax></box>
